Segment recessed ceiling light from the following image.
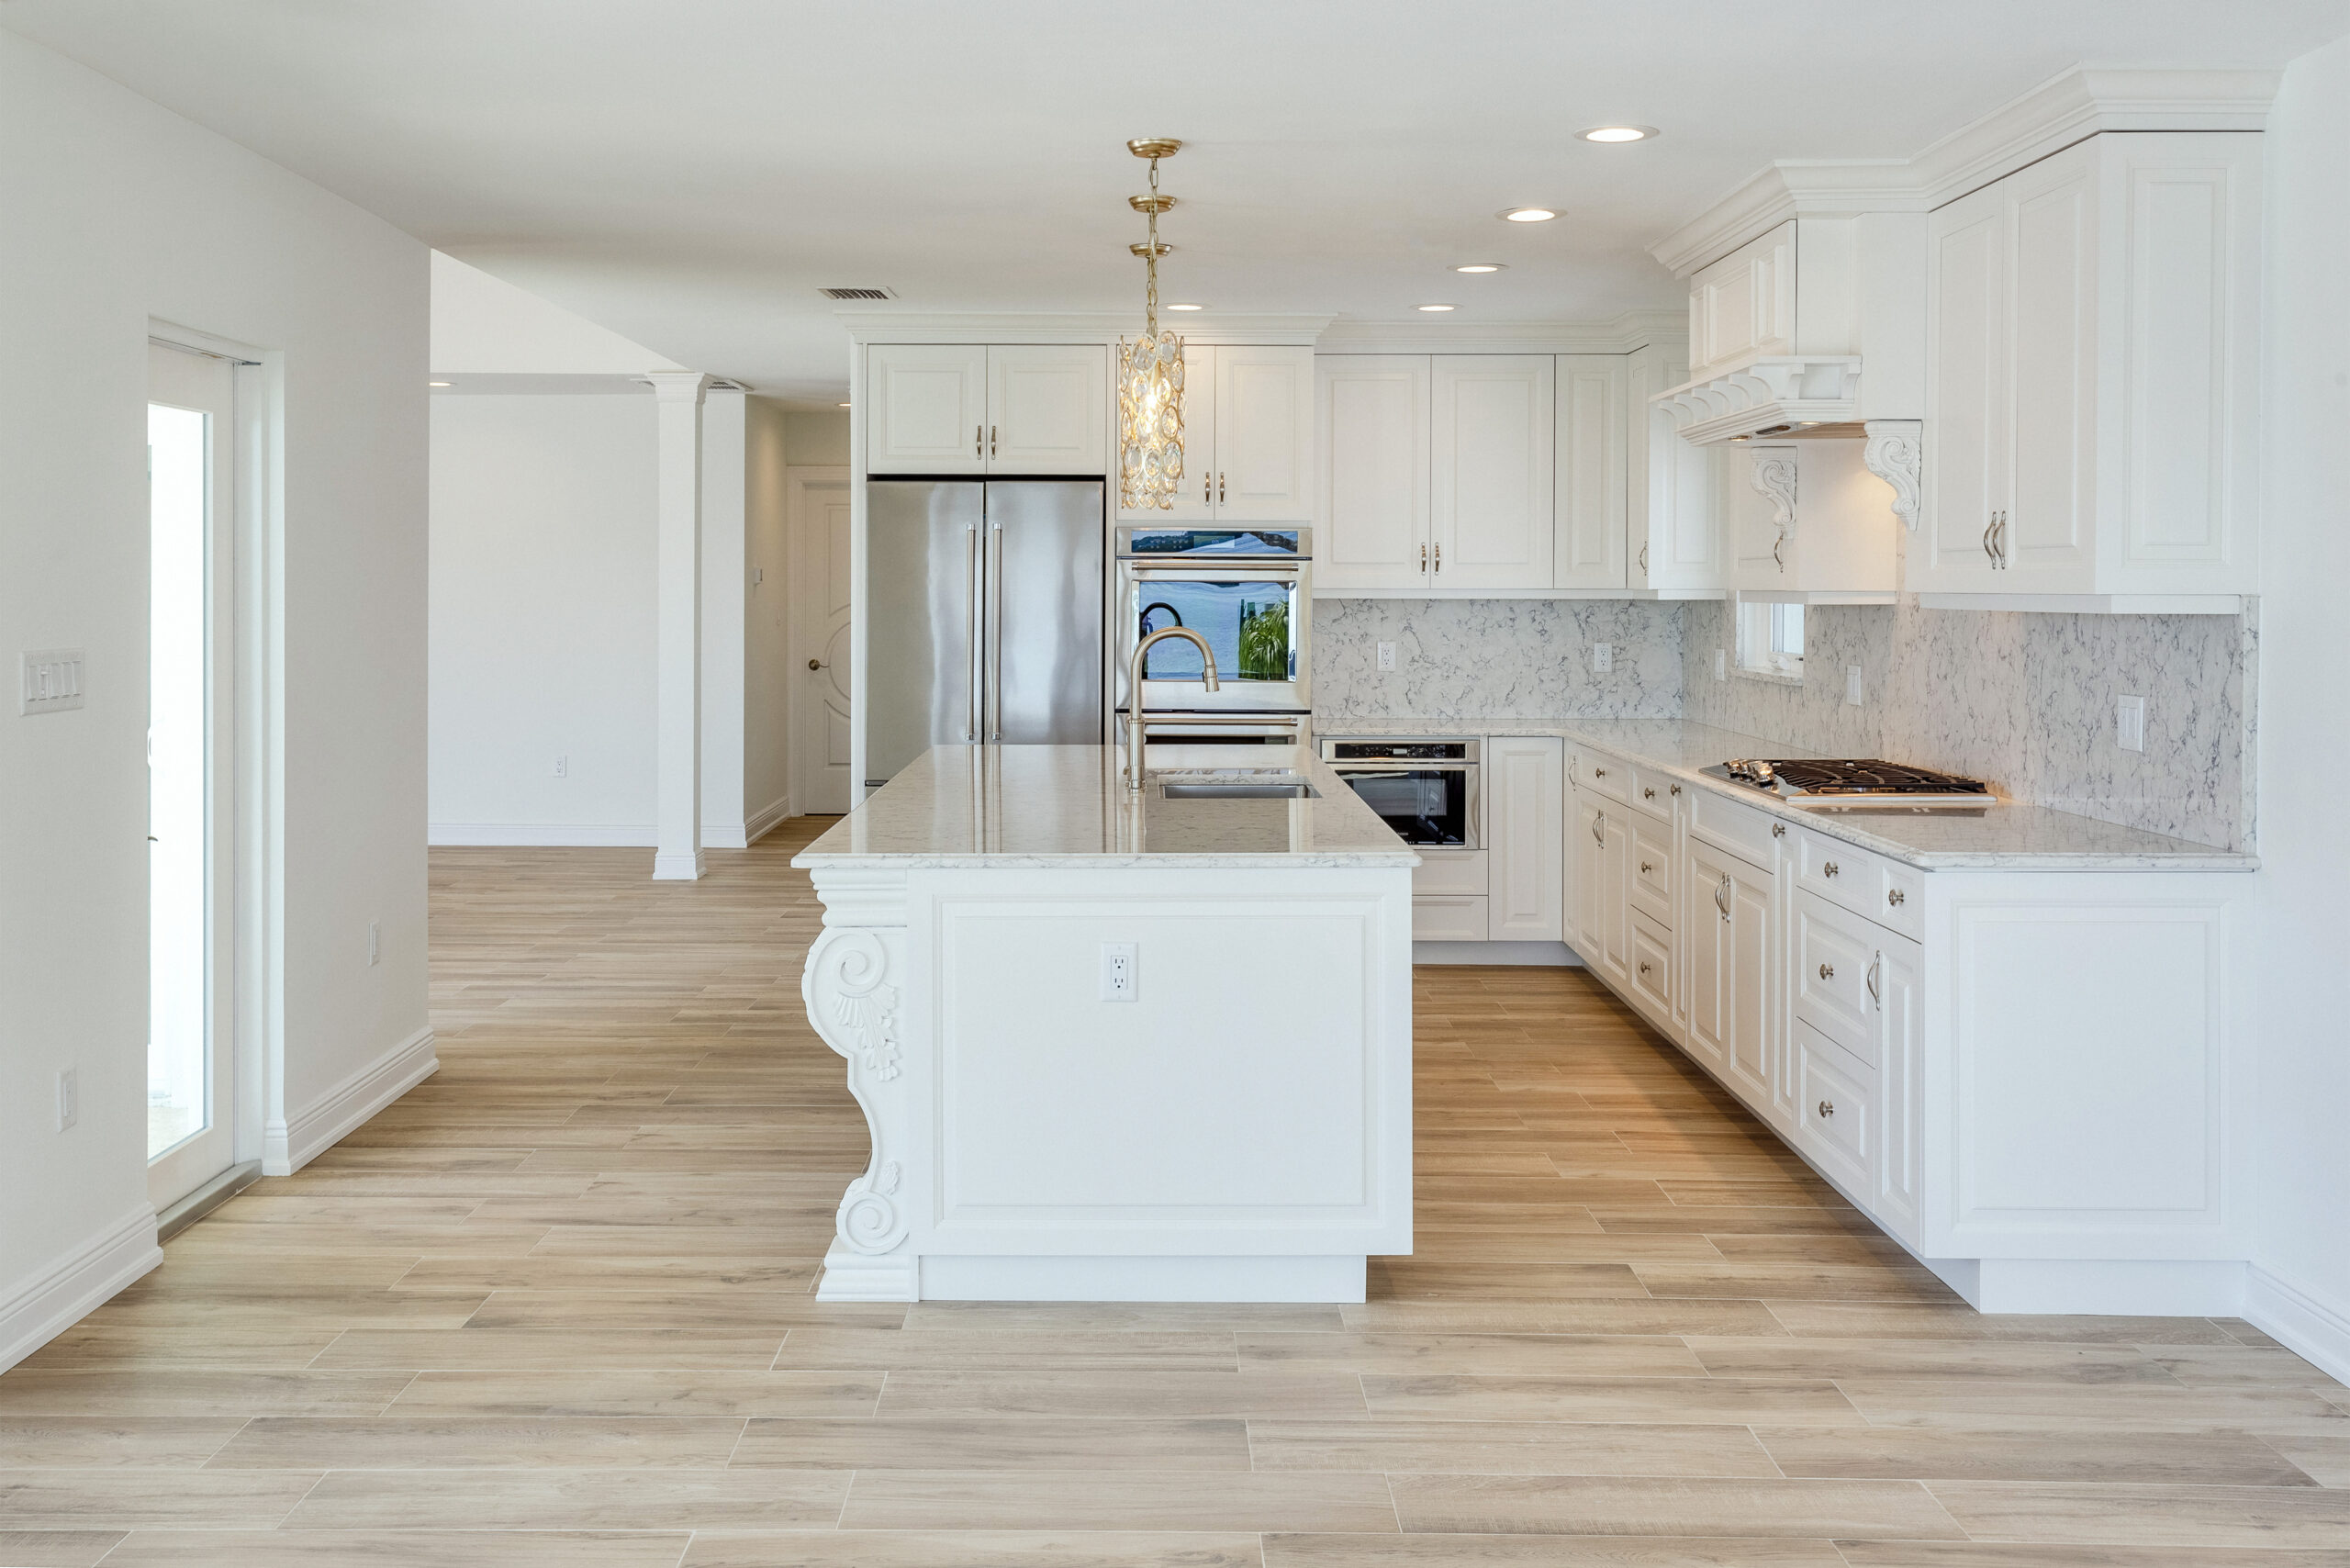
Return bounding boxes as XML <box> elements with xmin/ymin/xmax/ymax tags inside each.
<box><xmin>1500</xmin><ymin>207</ymin><xmax>1559</xmax><ymax>222</ymax></box>
<box><xmin>1417</xmin><ymin>304</ymin><xmax>1456</xmax><ymax>312</ymax></box>
<box><xmin>1453</xmin><ymin>263</ymin><xmax>1506</xmax><ymax>274</ymax></box>
<box><xmin>428</xmin><ymin>380</ymin><xmax>452</xmax><ymax>387</ymax></box>
<box><xmin>1166</xmin><ymin>302</ymin><xmax>1205</xmax><ymax>310</ymax></box>
<box><xmin>1579</xmin><ymin>125</ymin><xmax>1658</xmax><ymax>143</ymax></box>
<box><xmin>838</xmin><ymin>402</ymin><xmax>852</xmax><ymax>408</ymax></box>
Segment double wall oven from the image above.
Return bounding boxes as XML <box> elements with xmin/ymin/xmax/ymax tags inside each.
<box><xmin>1317</xmin><ymin>738</ymin><xmax>1479</xmax><ymax>852</ymax></box>
<box><xmin>1113</xmin><ymin>527</ymin><xmax>1310</xmax><ymax>737</ymax></box>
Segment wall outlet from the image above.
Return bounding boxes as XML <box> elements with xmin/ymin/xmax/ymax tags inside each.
<box><xmin>2117</xmin><ymin>694</ymin><xmax>2146</xmax><ymax>753</ymax></box>
<box><xmin>367</xmin><ymin>920</ymin><xmax>381</xmax><ymax>967</ymax></box>
<box><xmin>1376</xmin><ymin>641</ymin><xmax>1396</xmax><ymax>671</ymax></box>
<box><xmin>1099</xmin><ymin>942</ymin><xmax>1137</xmax><ymax>1002</ymax></box>
<box><xmin>20</xmin><ymin>649</ymin><xmax>85</xmax><ymax>715</ymax></box>
<box><xmin>1714</xmin><ymin>648</ymin><xmax>1728</xmax><ymax>681</ymax></box>
<box><xmin>1845</xmin><ymin>665</ymin><xmax>1864</xmax><ymax>707</ymax></box>
<box><xmin>1591</xmin><ymin>643</ymin><xmax>1613</xmax><ymax>674</ymax></box>
<box><xmin>56</xmin><ymin>1067</ymin><xmax>77</xmax><ymax>1132</ymax></box>
<box><xmin>554</xmin><ymin>755</ymin><xmax>568</xmax><ymax>778</ymax></box>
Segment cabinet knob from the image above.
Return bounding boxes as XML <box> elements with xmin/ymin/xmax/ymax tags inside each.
<box><xmin>1670</xmin><ymin>784</ymin><xmax>1682</xmax><ymax>796</ymax></box>
<box><xmin>1887</xmin><ymin>888</ymin><xmax>1906</xmax><ymax>907</ymax></box>
<box><xmin>1643</xmin><ymin>787</ymin><xmax>1656</xmax><ymax>800</ymax></box>
<box><xmin>1818</xmin><ymin>1100</ymin><xmax>1835</xmax><ymax>1119</ymax></box>
<box><xmin>1772</xmin><ymin>823</ymin><xmax>1785</xmax><ymax>839</ymax></box>
<box><xmin>1639</xmin><ymin>961</ymin><xmax>1651</xmax><ymax>975</ymax></box>
<box><xmin>1595</xmin><ymin>767</ymin><xmax>1606</xmax><ymax>778</ymax></box>
<box><xmin>1818</xmin><ymin>963</ymin><xmax>1834</xmax><ymax>980</ymax></box>
<box><xmin>1639</xmin><ymin>861</ymin><xmax>1653</xmax><ymax>875</ymax></box>
<box><xmin>1823</xmin><ymin>861</ymin><xmax>1840</xmax><ymax>878</ymax></box>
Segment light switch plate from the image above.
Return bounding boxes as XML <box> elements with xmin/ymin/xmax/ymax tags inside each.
<box><xmin>20</xmin><ymin>649</ymin><xmax>84</xmax><ymax>714</ymax></box>
<box><xmin>56</xmin><ymin>1067</ymin><xmax>77</xmax><ymax>1132</ymax></box>
<box><xmin>1376</xmin><ymin>642</ymin><xmax>1396</xmax><ymax>671</ymax></box>
<box><xmin>1714</xmin><ymin>648</ymin><xmax>1728</xmax><ymax>681</ymax></box>
<box><xmin>2117</xmin><ymin>694</ymin><xmax>2146</xmax><ymax>753</ymax></box>
<box><xmin>1592</xmin><ymin>644</ymin><xmax>1613</xmax><ymax>674</ymax></box>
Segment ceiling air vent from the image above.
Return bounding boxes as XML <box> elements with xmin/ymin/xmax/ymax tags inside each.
<box><xmin>820</xmin><ymin>286</ymin><xmax>897</xmax><ymax>301</ymax></box>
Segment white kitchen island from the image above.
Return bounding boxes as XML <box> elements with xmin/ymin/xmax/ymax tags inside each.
<box><xmin>790</xmin><ymin>745</ymin><xmax>1416</xmax><ymax>1303</ymax></box>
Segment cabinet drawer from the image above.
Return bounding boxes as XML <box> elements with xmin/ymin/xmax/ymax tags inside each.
<box><xmin>1792</xmin><ymin>827</ymin><xmax>1922</xmax><ymax>936</ymax></box>
<box><xmin>1689</xmin><ymin>787</ymin><xmax>1782</xmax><ymax>869</ymax></box>
<box><xmin>1628</xmin><ymin>814</ymin><xmax>1673</xmax><ymax>930</ymax></box>
<box><xmin>1628</xmin><ymin>909</ymin><xmax>1673</xmax><ymax>1023</ymax></box>
<box><xmin>1792</xmin><ymin>890</ymin><xmax>1876</xmax><ymax>1063</ymax></box>
<box><xmin>1413</xmin><ymin>895</ymin><xmax>1488</xmax><ymax>942</ymax></box>
<box><xmin>1628</xmin><ymin>769</ymin><xmax>1678</xmax><ymax>823</ymax></box>
<box><xmin>1414</xmin><ymin>850</ymin><xmax>1488</xmax><ymax>897</ymax></box>
<box><xmin>1572</xmin><ymin>748</ymin><xmax>1628</xmax><ymax>804</ymax></box>
<box><xmin>1793</xmin><ymin>1018</ymin><xmax>1873</xmax><ymax>1193</ymax></box>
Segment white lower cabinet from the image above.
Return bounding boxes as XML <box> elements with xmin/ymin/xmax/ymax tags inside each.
<box><xmin>1561</xmin><ymin>745</ymin><xmax>2247</xmax><ymax>1309</ymax></box>
<box><xmin>1485</xmin><ymin>737</ymin><xmax>1565</xmax><ymax>941</ymax></box>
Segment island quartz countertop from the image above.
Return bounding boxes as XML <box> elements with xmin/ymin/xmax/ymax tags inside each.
<box><xmin>792</xmin><ymin>745</ymin><xmax>1420</xmax><ymax>870</ymax></box>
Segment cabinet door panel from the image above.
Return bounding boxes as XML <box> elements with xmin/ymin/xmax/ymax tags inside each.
<box><xmin>1316</xmin><ymin>355</ymin><xmax>1429</xmax><ymax>590</ymax></box>
<box><xmin>1215</xmin><ymin>346</ymin><xmax>1314</xmax><ymax>521</ymax></box>
<box><xmin>1432</xmin><ymin>355</ymin><xmax>1553</xmax><ymax>590</ymax></box>
<box><xmin>1874</xmin><ymin>935</ymin><xmax>1922</xmax><ymax>1242</ymax></box>
<box><xmin>1554</xmin><ymin>354</ymin><xmax>1627</xmax><ymax>589</ymax></box>
<box><xmin>1724</xmin><ymin>857</ymin><xmax>1774</xmax><ymax>1110</ymax></box>
<box><xmin>1921</xmin><ymin>185</ymin><xmax>2005</xmax><ymax>583</ymax></box>
<box><xmin>989</xmin><ymin>345</ymin><xmax>1107</xmax><ymax>473</ymax></box>
<box><xmin>1598</xmin><ymin>807</ymin><xmax>1631</xmax><ymax>985</ymax></box>
<box><xmin>868</xmin><ymin>345</ymin><xmax>988</xmax><ymax>475</ymax></box>
<box><xmin>2005</xmin><ymin>151</ymin><xmax>2095</xmax><ymax>582</ymax></box>
<box><xmin>1486</xmin><ymin>737</ymin><xmax>1564</xmax><ymax>942</ymax></box>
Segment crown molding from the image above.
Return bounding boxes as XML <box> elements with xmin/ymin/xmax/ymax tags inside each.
<box><xmin>1651</xmin><ymin>66</ymin><xmax>2280</xmax><ymax>276</ymax></box>
<box><xmin>1315</xmin><ymin>309</ymin><xmax>1684</xmax><ymax>356</ymax></box>
<box><xmin>837</xmin><ymin>311</ymin><xmax>1335</xmax><ymax>346</ymax></box>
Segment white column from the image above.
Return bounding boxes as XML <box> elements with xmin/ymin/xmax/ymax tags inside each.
<box><xmin>648</xmin><ymin>371</ymin><xmax>712</xmax><ymax>879</ymax></box>
<box><xmin>699</xmin><ymin>389</ymin><xmax>748</xmax><ymax>847</ymax></box>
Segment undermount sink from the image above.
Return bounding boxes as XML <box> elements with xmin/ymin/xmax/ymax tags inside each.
<box><xmin>1156</xmin><ymin>773</ymin><xmax>1319</xmax><ymax>801</ymax></box>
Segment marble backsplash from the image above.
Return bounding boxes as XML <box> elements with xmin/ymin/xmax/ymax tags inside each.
<box><xmin>1681</xmin><ymin>599</ymin><xmax>2255</xmax><ymax>852</ymax></box>
<box><xmin>1313</xmin><ymin>599</ymin><xmax>1684</xmax><ymax>722</ymax></box>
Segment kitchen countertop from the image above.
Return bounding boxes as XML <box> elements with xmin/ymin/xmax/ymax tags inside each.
<box><xmin>793</xmin><ymin>744</ymin><xmax>1420</xmax><ymax>869</ymax></box>
<box><xmin>1318</xmin><ymin>716</ymin><xmax>2256</xmax><ymax>871</ymax></box>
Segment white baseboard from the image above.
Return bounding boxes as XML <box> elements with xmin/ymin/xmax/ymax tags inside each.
<box><xmin>265</xmin><ymin>1024</ymin><xmax>438</xmax><ymax>1176</ymax></box>
<box><xmin>917</xmin><ymin>1253</ymin><xmax>1369</xmax><ymax>1303</ymax></box>
<box><xmin>652</xmin><ymin>849</ymin><xmax>707</xmax><ymax>880</ymax></box>
<box><xmin>744</xmin><ymin>794</ymin><xmax>793</xmax><ymax>845</ymax></box>
<box><xmin>816</xmin><ymin>1241</ymin><xmax>919</xmax><ymax>1302</ymax></box>
<box><xmin>0</xmin><ymin>1203</ymin><xmax>162</xmax><ymax>1374</ymax></box>
<box><xmin>701</xmin><ymin>822</ymin><xmax>750</xmax><ymax>850</ymax></box>
<box><xmin>2247</xmin><ymin>1263</ymin><xmax>2350</xmax><ymax>1387</ymax></box>
<box><xmin>1414</xmin><ymin>940</ymin><xmax>1583</xmax><ymax>967</ymax></box>
<box><xmin>430</xmin><ymin>823</ymin><xmax>655</xmax><ymax>847</ymax></box>
<box><xmin>1925</xmin><ymin>1256</ymin><xmax>2249</xmax><ymax>1316</ymax></box>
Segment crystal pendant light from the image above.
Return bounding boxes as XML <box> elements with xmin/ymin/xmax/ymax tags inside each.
<box><xmin>1117</xmin><ymin>139</ymin><xmax>1184</xmax><ymax>511</ymax></box>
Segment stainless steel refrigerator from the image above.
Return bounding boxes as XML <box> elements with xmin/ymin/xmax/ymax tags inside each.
<box><xmin>866</xmin><ymin>479</ymin><xmax>1105</xmax><ymax>785</ymax></box>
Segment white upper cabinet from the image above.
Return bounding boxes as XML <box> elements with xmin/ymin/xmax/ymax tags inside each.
<box><xmin>1553</xmin><ymin>354</ymin><xmax>1628</xmax><ymax>590</ymax></box>
<box><xmin>868</xmin><ymin>344</ymin><xmax>1107</xmax><ymax>476</ymax></box>
<box><xmin>1431</xmin><ymin>355</ymin><xmax>1553</xmax><ymax>592</ymax></box>
<box><xmin>867</xmin><ymin>345</ymin><xmax>990</xmax><ymax>474</ymax></box>
<box><xmin>1118</xmin><ymin>343</ymin><xmax>1312</xmax><ymax>522</ymax></box>
<box><xmin>987</xmin><ymin>345</ymin><xmax>1108</xmax><ymax>473</ymax></box>
<box><xmin>1915</xmin><ymin>132</ymin><xmax>2263</xmax><ymax>610</ymax></box>
<box><xmin>1688</xmin><ymin>220</ymin><xmax>1795</xmax><ymax>380</ymax></box>
<box><xmin>1628</xmin><ymin>341</ymin><xmax>1717</xmax><ymax>597</ymax></box>
<box><xmin>1315</xmin><ymin>355</ymin><xmax>1430</xmax><ymax>591</ymax></box>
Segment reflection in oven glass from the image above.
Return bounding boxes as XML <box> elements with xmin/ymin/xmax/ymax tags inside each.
<box><xmin>1135</xmin><ymin>580</ymin><xmax>1294</xmax><ymax>681</ymax></box>
<box><xmin>1343</xmin><ymin>771</ymin><xmax>1467</xmax><ymax>846</ymax></box>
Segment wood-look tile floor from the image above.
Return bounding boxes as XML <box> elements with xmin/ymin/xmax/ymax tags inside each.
<box><xmin>5</xmin><ymin>820</ymin><xmax>2345</xmax><ymax>1566</ymax></box>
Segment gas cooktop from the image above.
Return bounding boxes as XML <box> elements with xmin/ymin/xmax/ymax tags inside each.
<box><xmin>1701</xmin><ymin>757</ymin><xmax>1995</xmax><ymax>810</ymax></box>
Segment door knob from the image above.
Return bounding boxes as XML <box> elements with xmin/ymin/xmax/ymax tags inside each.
<box><xmin>807</xmin><ymin>658</ymin><xmax>824</xmax><ymax>671</ymax></box>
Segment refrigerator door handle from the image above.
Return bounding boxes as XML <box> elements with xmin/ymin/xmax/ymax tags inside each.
<box><xmin>965</xmin><ymin>522</ymin><xmax>980</xmax><ymax>741</ymax></box>
<box><xmin>987</xmin><ymin>522</ymin><xmax>1004</xmax><ymax>742</ymax></box>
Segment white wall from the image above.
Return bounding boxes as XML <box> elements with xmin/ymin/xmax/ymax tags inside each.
<box><xmin>2249</xmin><ymin>31</ymin><xmax>2350</xmax><ymax>1380</ymax></box>
<box><xmin>1</xmin><ymin>29</ymin><xmax>429</xmax><ymax>1364</ymax></box>
<box><xmin>429</xmin><ymin>395</ymin><xmax>660</xmax><ymax>842</ymax></box>
<box><xmin>431</xmin><ymin>251</ymin><xmax>684</xmax><ymax>375</ymax></box>
<box><xmin>745</xmin><ymin>396</ymin><xmax>796</xmax><ymax>830</ymax></box>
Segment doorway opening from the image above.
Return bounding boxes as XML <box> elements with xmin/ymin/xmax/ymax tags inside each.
<box><xmin>147</xmin><ymin>342</ymin><xmax>240</xmax><ymax>1215</ymax></box>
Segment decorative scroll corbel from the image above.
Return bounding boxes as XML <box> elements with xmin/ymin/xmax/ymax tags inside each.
<box><xmin>1749</xmin><ymin>449</ymin><xmax>1798</xmax><ymax>572</ymax></box>
<box><xmin>803</xmin><ymin>924</ymin><xmax>909</xmax><ymax>1256</ymax></box>
<box><xmin>1863</xmin><ymin>419</ymin><xmax>1923</xmax><ymax>532</ymax></box>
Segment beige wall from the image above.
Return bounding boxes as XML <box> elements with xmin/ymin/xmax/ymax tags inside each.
<box><xmin>782</xmin><ymin>409</ymin><xmax>850</xmax><ymax>467</ymax></box>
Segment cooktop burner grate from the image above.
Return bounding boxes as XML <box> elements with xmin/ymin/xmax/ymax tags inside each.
<box><xmin>1748</xmin><ymin>759</ymin><xmax>1990</xmax><ymax>795</ymax></box>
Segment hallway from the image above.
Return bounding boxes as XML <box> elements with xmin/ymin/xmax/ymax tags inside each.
<box><xmin>1</xmin><ymin>824</ymin><xmax>2344</xmax><ymax>1565</ymax></box>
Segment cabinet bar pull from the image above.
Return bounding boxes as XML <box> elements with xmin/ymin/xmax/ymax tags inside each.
<box><xmin>1715</xmin><ymin>873</ymin><xmax>1730</xmax><ymax>920</ymax></box>
<box><xmin>1206</xmin><ymin>473</ymin><xmax>1214</xmax><ymax>506</ymax></box>
<box><xmin>976</xmin><ymin>424</ymin><xmax>984</xmax><ymax>460</ymax></box>
<box><xmin>1218</xmin><ymin>472</ymin><xmax>1226</xmax><ymax>505</ymax></box>
<box><xmin>1867</xmin><ymin>953</ymin><xmax>1883</xmax><ymax>1006</ymax></box>
<box><xmin>990</xmin><ymin>424</ymin><xmax>998</xmax><ymax>457</ymax></box>
<box><xmin>1639</xmin><ymin>542</ymin><xmax>1649</xmax><ymax>574</ymax></box>
<box><xmin>1984</xmin><ymin>514</ymin><xmax>1998</xmax><ymax>564</ymax></box>
<box><xmin>1433</xmin><ymin>542</ymin><xmax>1441</xmax><ymax>574</ymax></box>
<box><xmin>1593</xmin><ymin>812</ymin><xmax>1605</xmax><ymax>847</ymax></box>
<box><xmin>1421</xmin><ymin>543</ymin><xmax>1427</xmax><ymax>574</ymax></box>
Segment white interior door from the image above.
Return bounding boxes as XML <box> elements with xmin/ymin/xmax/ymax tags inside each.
<box><xmin>147</xmin><ymin>342</ymin><xmax>237</xmax><ymax>1212</ymax></box>
<box><xmin>794</xmin><ymin>472</ymin><xmax>854</xmax><ymax>814</ymax></box>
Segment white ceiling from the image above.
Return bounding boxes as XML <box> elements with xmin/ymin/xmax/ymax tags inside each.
<box><xmin>9</xmin><ymin>1</ymin><xmax>2348</xmax><ymax>405</ymax></box>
